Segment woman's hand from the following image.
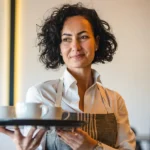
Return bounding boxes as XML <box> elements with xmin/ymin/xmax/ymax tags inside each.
<box><xmin>0</xmin><ymin>126</ymin><xmax>47</xmax><ymax>150</ymax></box>
<box><xmin>57</xmin><ymin>128</ymin><xmax>97</xmax><ymax>150</ymax></box>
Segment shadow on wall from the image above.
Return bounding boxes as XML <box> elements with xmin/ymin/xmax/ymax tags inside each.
<box><xmin>131</xmin><ymin>127</ymin><xmax>143</xmax><ymax>150</ymax></box>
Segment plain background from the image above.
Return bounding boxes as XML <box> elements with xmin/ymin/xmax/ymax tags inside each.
<box><xmin>0</xmin><ymin>0</ymin><xmax>150</xmax><ymax>149</ymax></box>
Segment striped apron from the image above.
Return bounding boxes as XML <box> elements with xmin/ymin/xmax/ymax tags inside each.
<box><xmin>46</xmin><ymin>79</ymin><xmax>117</xmax><ymax>150</ymax></box>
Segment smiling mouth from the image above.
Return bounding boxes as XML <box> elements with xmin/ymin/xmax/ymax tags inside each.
<box><xmin>71</xmin><ymin>54</ymin><xmax>85</xmax><ymax>58</ymax></box>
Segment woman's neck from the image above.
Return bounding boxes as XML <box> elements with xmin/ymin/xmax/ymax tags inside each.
<box><xmin>67</xmin><ymin>67</ymin><xmax>93</xmax><ymax>90</ymax></box>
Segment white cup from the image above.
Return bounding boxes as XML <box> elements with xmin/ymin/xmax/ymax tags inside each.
<box><xmin>0</xmin><ymin>106</ymin><xmax>16</xmax><ymax>119</ymax></box>
<box><xmin>16</xmin><ymin>102</ymin><xmax>49</xmax><ymax>119</ymax></box>
<box><xmin>44</xmin><ymin>106</ymin><xmax>70</xmax><ymax>120</ymax></box>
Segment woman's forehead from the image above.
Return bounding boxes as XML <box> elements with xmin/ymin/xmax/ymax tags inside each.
<box><xmin>61</xmin><ymin>16</ymin><xmax>93</xmax><ymax>35</ymax></box>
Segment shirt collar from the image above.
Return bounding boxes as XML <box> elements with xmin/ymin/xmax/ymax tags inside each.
<box><xmin>62</xmin><ymin>68</ymin><xmax>101</xmax><ymax>93</ymax></box>
<box><xmin>62</xmin><ymin>69</ymin><xmax>77</xmax><ymax>93</ymax></box>
<box><xmin>92</xmin><ymin>69</ymin><xmax>101</xmax><ymax>83</ymax></box>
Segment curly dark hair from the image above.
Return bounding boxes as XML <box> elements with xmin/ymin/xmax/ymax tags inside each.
<box><xmin>37</xmin><ymin>2</ymin><xmax>118</xmax><ymax>69</ymax></box>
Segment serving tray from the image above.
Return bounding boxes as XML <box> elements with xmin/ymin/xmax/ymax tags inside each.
<box><xmin>0</xmin><ymin>119</ymin><xmax>86</xmax><ymax>127</ymax></box>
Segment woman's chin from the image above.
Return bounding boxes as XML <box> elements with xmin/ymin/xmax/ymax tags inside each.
<box><xmin>67</xmin><ymin>64</ymin><xmax>91</xmax><ymax>70</ymax></box>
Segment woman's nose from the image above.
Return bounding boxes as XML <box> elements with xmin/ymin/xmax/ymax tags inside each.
<box><xmin>71</xmin><ymin>40</ymin><xmax>81</xmax><ymax>51</ymax></box>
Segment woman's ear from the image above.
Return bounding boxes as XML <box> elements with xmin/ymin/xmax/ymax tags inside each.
<box><xmin>95</xmin><ymin>36</ymin><xmax>100</xmax><ymax>51</ymax></box>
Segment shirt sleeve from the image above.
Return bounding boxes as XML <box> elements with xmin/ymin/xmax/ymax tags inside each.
<box><xmin>101</xmin><ymin>94</ymin><xmax>136</xmax><ymax>150</ymax></box>
<box><xmin>26</xmin><ymin>86</ymin><xmax>44</xmax><ymax>103</ymax></box>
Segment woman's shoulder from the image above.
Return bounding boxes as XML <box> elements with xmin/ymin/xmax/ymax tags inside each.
<box><xmin>97</xmin><ymin>83</ymin><xmax>128</xmax><ymax>115</ymax></box>
<box><xmin>28</xmin><ymin>79</ymin><xmax>60</xmax><ymax>93</ymax></box>
<box><xmin>106</xmin><ymin>87</ymin><xmax>122</xmax><ymax>100</ymax></box>
<box><xmin>25</xmin><ymin>79</ymin><xmax>60</xmax><ymax>104</ymax></box>
<box><xmin>97</xmin><ymin>83</ymin><xmax>122</xmax><ymax>99</ymax></box>
<box><xmin>97</xmin><ymin>82</ymin><xmax>125</xmax><ymax>107</ymax></box>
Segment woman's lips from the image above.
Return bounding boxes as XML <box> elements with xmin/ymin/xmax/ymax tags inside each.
<box><xmin>70</xmin><ymin>54</ymin><xmax>85</xmax><ymax>58</ymax></box>
<box><xmin>70</xmin><ymin>54</ymin><xmax>85</xmax><ymax>61</ymax></box>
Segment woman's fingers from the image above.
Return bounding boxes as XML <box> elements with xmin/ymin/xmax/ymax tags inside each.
<box><xmin>29</xmin><ymin>128</ymin><xmax>47</xmax><ymax>149</ymax></box>
<box><xmin>74</xmin><ymin>128</ymin><xmax>84</xmax><ymax>134</ymax></box>
<box><xmin>33</xmin><ymin>128</ymin><xmax>47</xmax><ymax>143</ymax></box>
<box><xmin>1</xmin><ymin>126</ymin><xmax>47</xmax><ymax>150</ymax></box>
<box><xmin>0</xmin><ymin>126</ymin><xmax>14</xmax><ymax>138</ymax></box>
<box><xmin>57</xmin><ymin>128</ymin><xmax>82</xmax><ymax>141</ymax></box>
<box><xmin>14</xmin><ymin>126</ymin><xmax>23</xmax><ymax>138</ymax></box>
<box><xmin>57</xmin><ymin>130</ymin><xmax>80</xmax><ymax>145</ymax></box>
<box><xmin>57</xmin><ymin>128</ymin><xmax>95</xmax><ymax>150</ymax></box>
<box><xmin>14</xmin><ymin>127</ymin><xmax>47</xmax><ymax>150</ymax></box>
<box><xmin>0</xmin><ymin>126</ymin><xmax>6</xmax><ymax>133</ymax></box>
<box><xmin>27</xmin><ymin>126</ymin><xmax>37</xmax><ymax>138</ymax></box>
<box><xmin>60</xmin><ymin>136</ymin><xmax>74</xmax><ymax>149</ymax></box>
<box><xmin>13</xmin><ymin>126</ymin><xmax>24</xmax><ymax>145</ymax></box>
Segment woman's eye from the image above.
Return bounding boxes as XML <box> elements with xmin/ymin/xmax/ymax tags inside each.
<box><xmin>80</xmin><ymin>35</ymin><xmax>89</xmax><ymax>40</ymax></box>
<box><xmin>62</xmin><ymin>38</ymin><xmax>71</xmax><ymax>42</ymax></box>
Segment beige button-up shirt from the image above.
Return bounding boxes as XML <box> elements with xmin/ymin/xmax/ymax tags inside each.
<box><xmin>25</xmin><ymin>69</ymin><xmax>136</xmax><ymax>150</ymax></box>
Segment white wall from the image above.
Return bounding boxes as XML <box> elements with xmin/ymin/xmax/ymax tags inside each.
<box><xmin>0</xmin><ymin>0</ymin><xmax>150</xmax><ymax>149</ymax></box>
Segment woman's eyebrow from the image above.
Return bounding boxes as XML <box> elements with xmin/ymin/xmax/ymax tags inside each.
<box><xmin>77</xmin><ymin>31</ymin><xmax>87</xmax><ymax>35</ymax></box>
<box><xmin>62</xmin><ymin>33</ymin><xmax>72</xmax><ymax>36</ymax></box>
<box><xmin>62</xmin><ymin>31</ymin><xmax>88</xmax><ymax>36</ymax></box>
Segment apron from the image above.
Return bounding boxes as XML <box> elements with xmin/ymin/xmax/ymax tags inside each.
<box><xmin>46</xmin><ymin>79</ymin><xmax>118</xmax><ymax>150</ymax></box>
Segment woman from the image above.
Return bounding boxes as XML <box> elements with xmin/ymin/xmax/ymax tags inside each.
<box><xmin>0</xmin><ymin>3</ymin><xmax>135</xmax><ymax>150</ymax></box>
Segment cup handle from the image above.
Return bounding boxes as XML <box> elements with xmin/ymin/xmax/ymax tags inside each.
<box><xmin>62</xmin><ymin>111</ymin><xmax>70</xmax><ymax>120</ymax></box>
<box><xmin>40</xmin><ymin>104</ymin><xmax>49</xmax><ymax>118</ymax></box>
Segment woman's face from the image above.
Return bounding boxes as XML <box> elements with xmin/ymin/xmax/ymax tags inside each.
<box><xmin>60</xmin><ymin>16</ymin><xmax>98</xmax><ymax>70</ymax></box>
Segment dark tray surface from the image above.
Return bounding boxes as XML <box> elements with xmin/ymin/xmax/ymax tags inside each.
<box><xmin>0</xmin><ymin>119</ymin><xmax>86</xmax><ymax>127</ymax></box>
